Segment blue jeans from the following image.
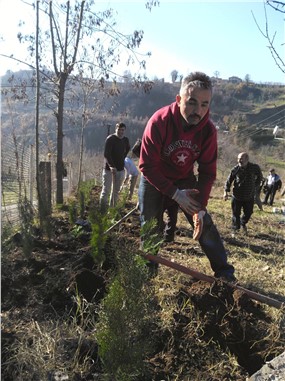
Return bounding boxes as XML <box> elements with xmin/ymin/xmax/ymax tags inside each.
<box><xmin>138</xmin><ymin>176</ymin><xmax>235</xmax><ymax>278</ymax></box>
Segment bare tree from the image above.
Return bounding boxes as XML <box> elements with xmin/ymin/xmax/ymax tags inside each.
<box><xmin>244</xmin><ymin>74</ymin><xmax>251</xmax><ymax>84</ymax></box>
<box><xmin>170</xmin><ymin>70</ymin><xmax>178</xmax><ymax>83</ymax></box>
<box><xmin>213</xmin><ymin>70</ymin><xmax>220</xmax><ymax>78</ymax></box>
<box><xmin>66</xmin><ymin>72</ymin><xmax>111</xmax><ymax>192</ymax></box>
<box><xmin>12</xmin><ymin>0</ymin><xmax>157</xmax><ymax>204</ymax></box>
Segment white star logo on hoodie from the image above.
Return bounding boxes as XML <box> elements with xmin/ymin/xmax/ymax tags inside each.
<box><xmin>177</xmin><ymin>153</ymin><xmax>188</xmax><ymax>164</ymax></box>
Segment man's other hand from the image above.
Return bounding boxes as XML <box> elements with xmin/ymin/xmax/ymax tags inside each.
<box><xmin>193</xmin><ymin>210</ymin><xmax>206</xmax><ymax>240</ymax></box>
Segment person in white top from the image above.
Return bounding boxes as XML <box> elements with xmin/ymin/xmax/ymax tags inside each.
<box><xmin>122</xmin><ymin>156</ymin><xmax>139</xmax><ymax>200</ymax></box>
<box><xmin>263</xmin><ymin>168</ymin><xmax>282</xmax><ymax>206</ymax></box>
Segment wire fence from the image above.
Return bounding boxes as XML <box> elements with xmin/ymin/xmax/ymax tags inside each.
<box><xmin>1</xmin><ymin>136</ymin><xmax>73</xmax><ymax>231</ymax></box>
<box><xmin>1</xmin><ymin>137</ymin><xmax>35</xmax><ymax>227</ymax></box>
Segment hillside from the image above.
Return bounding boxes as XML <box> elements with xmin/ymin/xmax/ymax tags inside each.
<box><xmin>1</xmin><ymin>70</ymin><xmax>285</xmax><ymax>153</ymax></box>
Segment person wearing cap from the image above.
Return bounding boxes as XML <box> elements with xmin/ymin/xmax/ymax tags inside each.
<box><xmin>100</xmin><ymin>122</ymin><xmax>130</xmax><ymax>211</ymax></box>
<box><xmin>224</xmin><ymin>152</ymin><xmax>263</xmax><ymax>235</ymax></box>
<box><xmin>139</xmin><ymin>71</ymin><xmax>236</xmax><ymax>282</ymax></box>
<box><xmin>263</xmin><ymin>169</ymin><xmax>282</xmax><ymax>206</ymax></box>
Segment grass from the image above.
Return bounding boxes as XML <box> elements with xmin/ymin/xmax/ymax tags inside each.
<box><xmin>3</xmin><ymin>304</ymin><xmax>99</xmax><ymax>381</ymax></box>
<box><xmin>164</xmin><ymin>187</ymin><xmax>285</xmax><ymax>300</ymax></box>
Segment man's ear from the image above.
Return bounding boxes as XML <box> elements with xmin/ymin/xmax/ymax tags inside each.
<box><xmin>176</xmin><ymin>94</ymin><xmax>181</xmax><ymax>104</ymax></box>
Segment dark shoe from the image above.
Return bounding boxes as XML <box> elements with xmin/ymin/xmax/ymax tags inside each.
<box><xmin>241</xmin><ymin>225</ymin><xmax>248</xmax><ymax>235</ymax></box>
<box><xmin>217</xmin><ymin>274</ymin><xmax>238</xmax><ymax>284</ymax></box>
<box><xmin>164</xmin><ymin>234</ymin><xmax>175</xmax><ymax>242</ymax></box>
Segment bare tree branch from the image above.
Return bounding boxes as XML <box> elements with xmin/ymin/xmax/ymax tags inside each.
<box><xmin>252</xmin><ymin>2</ymin><xmax>285</xmax><ymax>75</ymax></box>
<box><xmin>266</xmin><ymin>0</ymin><xmax>285</xmax><ymax>13</ymax></box>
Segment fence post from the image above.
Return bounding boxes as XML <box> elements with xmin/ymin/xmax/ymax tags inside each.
<box><xmin>39</xmin><ymin>161</ymin><xmax>52</xmax><ymax>216</ymax></box>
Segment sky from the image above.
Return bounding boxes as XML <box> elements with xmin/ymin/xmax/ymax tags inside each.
<box><xmin>0</xmin><ymin>0</ymin><xmax>284</xmax><ymax>84</ymax></box>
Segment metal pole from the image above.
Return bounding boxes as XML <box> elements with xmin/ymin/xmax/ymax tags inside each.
<box><xmin>104</xmin><ymin>203</ymin><xmax>139</xmax><ymax>235</ymax></box>
<box><xmin>144</xmin><ymin>253</ymin><xmax>284</xmax><ymax>310</ymax></box>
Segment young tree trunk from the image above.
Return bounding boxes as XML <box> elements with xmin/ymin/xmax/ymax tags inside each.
<box><xmin>56</xmin><ymin>74</ymin><xmax>68</xmax><ymax>205</ymax></box>
<box><xmin>77</xmin><ymin>118</ymin><xmax>85</xmax><ymax>193</ymax></box>
<box><xmin>35</xmin><ymin>0</ymin><xmax>46</xmax><ymax>220</ymax></box>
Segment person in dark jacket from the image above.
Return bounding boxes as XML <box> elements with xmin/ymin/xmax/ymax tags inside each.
<box><xmin>100</xmin><ymin>122</ymin><xmax>130</xmax><ymax>211</ymax></box>
<box><xmin>138</xmin><ymin>72</ymin><xmax>236</xmax><ymax>281</ymax></box>
<box><xmin>254</xmin><ymin>177</ymin><xmax>265</xmax><ymax>211</ymax></box>
<box><xmin>263</xmin><ymin>168</ymin><xmax>282</xmax><ymax>206</ymax></box>
<box><xmin>223</xmin><ymin>152</ymin><xmax>263</xmax><ymax>234</ymax></box>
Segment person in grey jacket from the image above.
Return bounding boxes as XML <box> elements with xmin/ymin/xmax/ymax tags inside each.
<box><xmin>223</xmin><ymin>152</ymin><xmax>263</xmax><ymax>235</ymax></box>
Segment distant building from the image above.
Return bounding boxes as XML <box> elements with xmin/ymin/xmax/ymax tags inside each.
<box><xmin>228</xmin><ymin>76</ymin><xmax>242</xmax><ymax>84</ymax></box>
<box><xmin>211</xmin><ymin>76</ymin><xmax>222</xmax><ymax>84</ymax></box>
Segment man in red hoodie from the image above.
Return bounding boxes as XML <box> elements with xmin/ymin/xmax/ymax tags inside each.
<box><xmin>139</xmin><ymin>71</ymin><xmax>236</xmax><ymax>281</ymax></box>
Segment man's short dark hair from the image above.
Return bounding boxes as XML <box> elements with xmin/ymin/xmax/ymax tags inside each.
<box><xmin>116</xmin><ymin>122</ymin><xmax>126</xmax><ymax>129</ymax></box>
<box><xmin>180</xmin><ymin>72</ymin><xmax>212</xmax><ymax>96</ymax></box>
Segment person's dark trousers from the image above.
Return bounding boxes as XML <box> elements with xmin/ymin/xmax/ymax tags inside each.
<box><xmin>138</xmin><ymin>176</ymin><xmax>235</xmax><ymax>278</ymax></box>
<box><xmin>254</xmin><ymin>187</ymin><xmax>263</xmax><ymax>211</ymax></box>
<box><xmin>269</xmin><ymin>185</ymin><xmax>278</xmax><ymax>205</ymax></box>
<box><xmin>231</xmin><ymin>197</ymin><xmax>254</xmax><ymax>229</ymax></box>
<box><xmin>163</xmin><ymin>197</ymin><xmax>179</xmax><ymax>241</ymax></box>
<box><xmin>263</xmin><ymin>185</ymin><xmax>274</xmax><ymax>205</ymax></box>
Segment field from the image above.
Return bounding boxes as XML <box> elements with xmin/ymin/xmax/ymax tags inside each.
<box><xmin>1</xmin><ymin>184</ymin><xmax>285</xmax><ymax>381</ymax></box>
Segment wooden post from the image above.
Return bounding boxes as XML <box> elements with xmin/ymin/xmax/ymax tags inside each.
<box><xmin>39</xmin><ymin>161</ymin><xmax>52</xmax><ymax>216</ymax></box>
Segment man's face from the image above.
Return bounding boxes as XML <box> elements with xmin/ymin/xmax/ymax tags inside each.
<box><xmin>176</xmin><ymin>87</ymin><xmax>212</xmax><ymax>126</ymax></box>
<box><xmin>237</xmin><ymin>154</ymin><xmax>248</xmax><ymax>167</ymax></box>
<box><xmin>116</xmin><ymin>127</ymin><xmax>126</xmax><ymax>139</ymax></box>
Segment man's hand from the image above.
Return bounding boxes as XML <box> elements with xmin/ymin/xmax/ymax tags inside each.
<box><xmin>172</xmin><ymin>189</ymin><xmax>201</xmax><ymax>215</ymax></box>
<box><xmin>110</xmin><ymin>167</ymin><xmax>117</xmax><ymax>174</ymax></box>
<box><xmin>193</xmin><ymin>210</ymin><xmax>206</xmax><ymax>240</ymax></box>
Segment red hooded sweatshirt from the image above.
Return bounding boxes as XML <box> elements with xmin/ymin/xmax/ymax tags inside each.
<box><xmin>139</xmin><ymin>102</ymin><xmax>217</xmax><ymax>208</ymax></box>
